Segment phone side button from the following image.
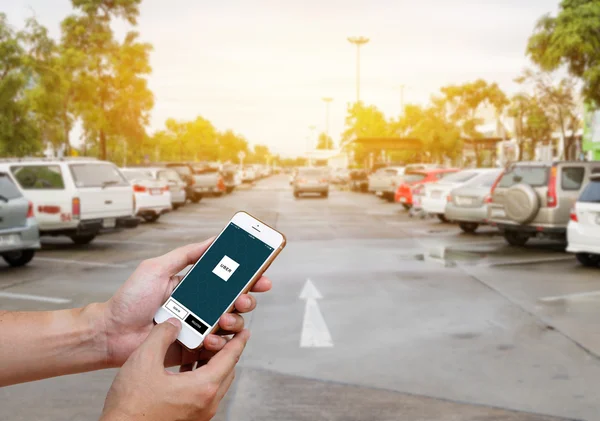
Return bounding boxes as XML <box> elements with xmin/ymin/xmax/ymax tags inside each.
<box><xmin>165</xmin><ymin>300</ymin><xmax>188</xmax><ymax>320</ymax></box>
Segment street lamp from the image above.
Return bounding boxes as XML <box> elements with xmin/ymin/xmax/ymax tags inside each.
<box><xmin>347</xmin><ymin>36</ymin><xmax>370</xmax><ymax>103</ymax></box>
<box><xmin>322</xmin><ymin>97</ymin><xmax>333</xmax><ymax>142</ymax></box>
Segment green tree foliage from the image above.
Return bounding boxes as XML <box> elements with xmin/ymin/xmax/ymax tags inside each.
<box><xmin>61</xmin><ymin>0</ymin><xmax>152</xmax><ymax>160</ymax></box>
<box><xmin>527</xmin><ymin>0</ymin><xmax>600</xmax><ymax>106</ymax></box>
<box><xmin>216</xmin><ymin>129</ymin><xmax>249</xmax><ymax>163</ymax></box>
<box><xmin>341</xmin><ymin>103</ymin><xmax>392</xmax><ymax>165</ymax></box>
<box><xmin>316</xmin><ymin>132</ymin><xmax>334</xmax><ymax>149</ymax></box>
<box><xmin>0</xmin><ymin>14</ymin><xmax>40</xmax><ymax>156</ymax></box>
<box><xmin>250</xmin><ymin>144</ymin><xmax>271</xmax><ymax>164</ymax></box>
<box><xmin>508</xmin><ymin>92</ymin><xmax>553</xmax><ymax>160</ymax></box>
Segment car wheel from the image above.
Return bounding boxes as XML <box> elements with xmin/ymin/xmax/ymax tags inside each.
<box><xmin>459</xmin><ymin>222</ymin><xmax>479</xmax><ymax>233</ymax></box>
<box><xmin>2</xmin><ymin>250</ymin><xmax>35</xmax><ymax>267</ymax></box>
<box><xmin>70</xmin><ymin>234</ymin><xmax>97</xmax><ymax>245</ymax></box>
<box><xmin>575</xmin><ymin>253</ymin><xmax>600</xmax><ymax>267</ymax></box>
<box><xmin>321</xmin><ymin>192</ymin><xmax>329</xmax><ymax>198</ymax></box>
<box><xmin>401</xmin><ymin>204</ymin><xmax>411</xmax><ymax>211</ymax></box>
<box><xmin>437</xmin><ymin>214</ymin><xmax>449</xmax><ymax>223</ymax></box>
<box><xmin>226</xmin><ymin>187</ymin><xmax>234</xmax><ymax>194</ymax></box>
<box><xmin>503</xmin><ymin>231</ymin><xmax>529</xmax><ymax>247</ymax></box>
<box><xmin>213</xmin><ymin>192</ymin><xmax>224</xmax><ymax>197</ymax></box>
<box><xmin>190</xmin><ymin>194</ymin><xmax>202</xmax><ymax>203</ymax></box>
<box><xmin>294</xmin><ymin>192</ymin><xmax>300</xmax><ymax>198</ymax></box>
<box><xmin>172</xmin><ymin>204</ymin><xmax>180</xmax><ymax>210</ymax></box>
<box><xmin>143</xmin><ymin>214</ymin><xmax>160</xmax><ymax>223</ymax></box>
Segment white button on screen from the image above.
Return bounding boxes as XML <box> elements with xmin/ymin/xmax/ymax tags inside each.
<box><xmin>165</xmin><ymin>300</ymin><xmax>188</xmax><ymax>320</ymax></box>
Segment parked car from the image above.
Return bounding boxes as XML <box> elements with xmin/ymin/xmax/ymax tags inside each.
<box><xmin>488</xmin><ymin>161</ymin><xmax>600</xmax><ymax>246</ymax></box>
<box><xmin>189</xmin><ymin>163</ymin><xmax>226</xmax><ymax>197</ymax></box>
<box><xmin>0</xmin><ymin>171</ymin><xmax>40</xmax><ymax>267</ymax></box>
<box><xmin>221</xmin><ymin>164</ymin><xmax>241</xmax><ymax>193</ymax></box>
<box><xmin>395</xmin><ymin>168</ymin><xmax>460</xmax><ymax>210</ymax></box>
<box><xmin>153</xmin><ymin>168</ymin><xmax>187</xmax><ymax>209</ymax></box>
<box><xmin>331</xmin><ymin>168</ymin><xmax>351</xmax><ymax>185</ymax></box>
<box><xmin>567</xmin><ymin>174</ymin><xmax>600</xmax><ymax>266</ymax></box>
<box><xmin>0</xmin><ymin>158</ymin><xmax>139</xmax><ymax>245</ymax></box>
<box><xmin>121</xmin><ymin>168</ymin><xmax>172</xmax><ymax>223</ymax></box>
<box><xmin>368</xmin><ymin>166</ymin><xmax>405</xmax><ymax>201</ymax></box>
<box><xmin>242</xmin><ymin>166</ymin><xmax>257</xmax><ymax>183</ymax></box>
<box><xmin>422</xmin><ymin>169</ymin><xmax>499</xmax><ymax>223</ymax></box>
<box><xmin>349</xmin><ymin>169</ymin><xmax>369</xmax><ymax>192</ymax></box>
<box><xmin>293</xmin><ymin>167</ymin><xmax>330</xmax><ymax>198</ymax></box>
<box><xmin>444</xmin><ymin>169</ymin><xmax>503</xmax><ymax>232</ymax></box>
<box><xmin>158</xmin><ymin>163</ymin><xmax>197</xmax><ymax>203</ymax></box>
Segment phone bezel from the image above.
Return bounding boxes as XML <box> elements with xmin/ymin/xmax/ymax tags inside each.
<box><xmin>153</xmin><ymin>211</ymin><xmax>285</xmax><ymax>350</ymax></box>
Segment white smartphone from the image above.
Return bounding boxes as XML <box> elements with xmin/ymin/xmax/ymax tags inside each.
<box><xmin>154</xmin><ymin>211</ymin><xmax>286</xmax><ymax>350</ymax></box>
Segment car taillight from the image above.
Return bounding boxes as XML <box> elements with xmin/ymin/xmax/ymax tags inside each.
<box><xmin>488</xmin><ymin>170</ymin><xmax>504</xmax><ymax>203</ymax></box>
<box><xmin>217</xmin><ymin>176</ymin><xmax>225</xmax><ymax>191</ymax></box>
<box><xmin>38</xmin><ymin>205</ymin><xmax>61</xmax><ymax>214</ymax></box>
<box><xmin>162</xmin><ymin>186</ymin><xmax>169</xmax><ymax>192</ymax></box>
<box><xmin>320</xmin><ymin>178</ymin><xmax>328</xmax><ymax>183</ymax></box>
<box><xmin>72</xmin><ymin>197</ymin><xmax>81</xmax><ymax>220</ymax></box>
<box><xmin>133</xmin><ymin>184</ymin><xmax>147</xmax><ymax>193</ymax></box>
<box><xmin>570</xmin><ymin>207</ymin><xmax>578</xmax><ymax>222</ymax></box>
<box><xmin>27</xmin><ymin>201</ymin><xmax>34</xmax><ymax>218</ymax></box>
<box><xmin>547</xmin><ymin>166</ymin><xmax>558</xmax><ymax>208</ymax></box>
<box><xmin>447</xmin><ymin>195</ymin><xmax>452</xmax><ymax>202</ymax></box>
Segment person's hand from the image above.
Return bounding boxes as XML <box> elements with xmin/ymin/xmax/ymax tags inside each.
<box><xmin>99</xmin><ymin>238</ymin><xmax>271</xmax><ymax>368</ymax></box>
<box><xmin>101</xmin><ymin>319</ymin><xmax>249</xmax><ymax>421</ymax></box>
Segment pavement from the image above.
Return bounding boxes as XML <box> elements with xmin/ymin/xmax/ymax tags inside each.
<box><xmin>1</xmin><ymin>174</ymin><xmax>600</xmax><ymax>420</ymax></box>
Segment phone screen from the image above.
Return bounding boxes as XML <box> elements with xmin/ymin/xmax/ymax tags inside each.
<box><xmin>164</xmin><ymin>222</ymin><xmax>274</xmax><ymax>335</ymax></box>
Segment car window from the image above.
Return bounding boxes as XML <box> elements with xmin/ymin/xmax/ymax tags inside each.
<box><xmin>0</xmin><ymin>173</ymin><xmax>23</xmax><ymax>199</ymax></box>
<box><xmin>579</xmin><ymin>179</ymin><xmax>600</xmax><ymax>203</ymax></box>
<box><xmin>440</xmin><ymin>171</ymin><xmax>478</xmax><ymax>183</ymax></box>
<box><xmin>70</xmin><ymin>164</ymin><xmax>128</xmax><ymax>188</ymax></box>
<box><xmin>158</xmin><ymin>170</ymin><xmax>181</xmax><ymax>182</ymax></box>
<box><xmin>384</xmin><ymin>169</ymin><xmax>399</xmax><ymax>176</ymax></box>
<box><xmin>561</xmin><ymin>167</ymin><xmax>585</xmax><ymax>191</ymax></box>
<box><xmin>11</xmin><ymin>165</ymin><xmax>65</xmax><ymax>189</ymax></box>
<box><xmin>471</xmin><ymin>171</ymin><xmax>502</xmax><ymax>188</ymax></box>
<box><xmin>167</xmin><ymin>165</ymin><xmax>192</xmax><ymax>176</ymax></box>
<box><xmin>404</xmin><ymin>173</ymin><xmax>426</xmax><ymax>183</ymax></box>
<box><xmin>498</xmin><ymin>166</ymin><xmax>548</xmax><ymax>188</ymax></box>
<box><xmin>122</xmin><ymin>170</ymin><xmax>154</xmax><ymax>181</ymax></box>
<box><xmin>436</xmin><ymin>171</ymin><xmax>459</xmax><ymax>179</ymax></box>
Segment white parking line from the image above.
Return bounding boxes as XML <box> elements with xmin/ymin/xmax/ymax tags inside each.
<box><xmin>539</xmin><ymin>290</ymin><xmax>600</xmax><ymax>303</ymax></box>
<box><xmin>35</xmin><ymin>257</ymin><xmax>127</xmax><ymax>268</ymax></box>
<box><xmin>0</xmin><ymin>291</ymin><xmax>71</xmax><ymax>304</ymax></box>
<box><xmin>487</xmin><ymin>255</ymin><xmax>574</xmax><ymax>267</ymax></box>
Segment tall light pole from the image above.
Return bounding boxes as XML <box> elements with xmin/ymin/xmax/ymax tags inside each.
<box><xmin>347</xmin><ymin>36</ymin><xmax>369</xmax><ymax>103</ymax></box>
<box><xmin>322</xmin><ymin>97</ymin><xmax>333</xmax><ymax>143</ymax></box>
<box><xmin>399</xmin><ymin>84</ymin><xmax>405</xmax><ymax>115</ymax></box>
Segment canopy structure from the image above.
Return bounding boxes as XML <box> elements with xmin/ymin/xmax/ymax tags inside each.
<box><xmin>347</xmin><ymin>137</ymin><xmax>423</xmax><ymax>151</ymax></box>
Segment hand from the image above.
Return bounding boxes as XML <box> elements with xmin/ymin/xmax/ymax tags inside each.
<box><xmin>101</xmin><ymin>319</ymin><xmax>249</xmax><ymax>421</ymax></box>
<box><xmin>99</xmin><ymin>238</ymin><xmax>272</xmax><ymax>368</ymax></box>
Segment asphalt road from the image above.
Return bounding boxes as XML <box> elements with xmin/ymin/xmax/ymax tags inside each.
<box><xmin>2</xmin><ymin>174</ymin><xmax>600</xmax><ymax>421</ymax></box>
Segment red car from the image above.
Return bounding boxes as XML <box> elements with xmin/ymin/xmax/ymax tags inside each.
<box><xmin>395</xmin><ymin>168</ymin><xmax>460</xmax><ymax>209</ymax></box>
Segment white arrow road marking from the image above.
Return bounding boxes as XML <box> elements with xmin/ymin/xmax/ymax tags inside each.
<box><xmin>300</xmin><ymin>279</ymin><xmax>333</xmax><ymax>348</ymax></box>
<box><xmin>0</xmin><ymin>291</ymin><xmax>71</xmax><ymax>304</ymax></box>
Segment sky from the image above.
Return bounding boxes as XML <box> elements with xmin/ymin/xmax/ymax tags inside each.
<box><xmin>4</xmin><ymin>0</ymin><xmax>560</xmax><ymax>156</ymax></box>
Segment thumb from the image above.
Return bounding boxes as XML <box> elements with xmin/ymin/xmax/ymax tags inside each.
<box><xmin>139</xmin><ymin>318</ymin><xmax>182</xmax><ymax>366</ymax></box>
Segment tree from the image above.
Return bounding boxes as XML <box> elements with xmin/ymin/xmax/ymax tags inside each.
<box><xmin>508</xmin><ymin>92</ymin><xmax>553</xmax><ymax>160</ymax></box>
<box><xmin>316</xmin><ymin>132</ymin><xmax>334</xmax><ymax>149</ymax></box>
<box><xmin>341</xmin><ymin>102</ymin><xmax>392</xmax><ymax>166</ymax></box>
<box><xmin>217</xmin><ymin>129</ymin><xmax>249</xmax><ymax>163</ymax></box>
<box><xmin>516</xmin><ymin>69</ymin><xmax>581</xmax><ymax>159</ymax></box>
<box><xmin>61</xmin><ymin>0</ymin><xmax>152</xmax><ymax>160</ymax></box>
<box><xmin>527</xmin><ymin>0</ymin><xmax>600</xmax><ymax>106</ymax></box>
<box><xmin>250</xmin><ymin>144</ymin><xmax>271</xmax><ymax>164</ymax></box>
<box><xmin>0</xmin><ymin>13</ymin><xmax>40</xmax><ymax>156</ymax></box>
<box><xmin>439</xmin><ymin>79</ymin><xmax>508</xmax><ymax>165</ymax></box>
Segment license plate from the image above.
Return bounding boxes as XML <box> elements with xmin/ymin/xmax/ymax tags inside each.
<box><xmin>456</xmin><ymin>197</ymin><xmax>474</xmax><ymax>206</ymax></box>
<box><xmin>0</xmin><ymin>234</ymin><xmax>19</xmax><ymax>246</ymax></box>
<box><xmin>150</xmin><ymin>188</ymin><xmax>161</xmax><ymax>195</ymax></box>
<box><xmin>375</xmin><ymin>191</ymin><xmax>383</xmax><ymax>196</ymax></box>
<box><xmin>103</xmin><ymin>218</ymin><xmax>116</xmax><ymax>228</ymax></box>
<box><xmin>399</xmin><ymin>197</ymin><xmax>407</xmax><ymax>203</ymax></box>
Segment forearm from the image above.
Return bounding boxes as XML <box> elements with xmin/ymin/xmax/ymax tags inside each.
<box><xmin>0</xmin><ymin>303</ymin><xmax>109</xmax><ymax>386</ymax></box>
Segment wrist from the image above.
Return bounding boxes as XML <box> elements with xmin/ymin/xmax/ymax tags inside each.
<box><xmin>81</xmin><ymin>301</ymin><xmax>111</xmax><ymax>370</ymax></box>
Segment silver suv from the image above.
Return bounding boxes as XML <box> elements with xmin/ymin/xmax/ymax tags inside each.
<box><xmin>488</xmin><ymin>161</ymin><xmax>600</xmax><ymax>246</ymax></box>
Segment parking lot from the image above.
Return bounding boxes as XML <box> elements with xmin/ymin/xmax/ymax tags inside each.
<box><xmin>2</xmin><ymin>173</ymin><xmax>600</xmax><ymax>420</ymax></box>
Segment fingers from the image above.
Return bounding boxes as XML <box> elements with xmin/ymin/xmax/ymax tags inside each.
<box><xmin>140</xmin><ymin>319</ymin><xmax>182</xmax><ymax>367</ymax></box>
<box><xmin>199</xmin><ymin>330</ymin><xmax>250</xmax><ymax>384</ymax></box>
<box><xmin>153</xmin><ymin>238</ymin><xmax>215</xmax><ymax>277</ymax></box>
<box><xmin>250</xmin><ymin>276</ymin><xmax>272</xmax><ymax>293</ymax></box>
<box><xmin>204</xmin><ymin>334</ymin><xmax>228</xmax><ymax>351</ymax></box>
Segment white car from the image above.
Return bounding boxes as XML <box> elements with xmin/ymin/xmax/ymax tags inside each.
<box><xmin>0</xmin><ymin>158</ymin><xmax>138</xmax><ymax>244</ymax></box>
<box><xmin>567</xmin><ymin>174</ymin><xmax>600</xmax><ymax>267</ymax></box>
<box><xmin>422</xmin><ymin>169</ymin><xmax>499</xmax><ymax>222</ymax></box>
<box><xmin>143</xmin><ymin>167</ymin><xmax>187</xmax><ymax>209</ymax></box>
<box><xmin>121</xmin><ymin>168</ymin><xmax>172</xmax><ymax>223</ymax></box>
<box><xmin>241</xmin><ymin>166</ymin><xmax>256</xmax><ymax>183</ymax></box>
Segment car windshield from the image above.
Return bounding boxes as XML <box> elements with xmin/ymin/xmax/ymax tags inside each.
<box><xmin>70</xmin><ymin>164</ymin><xmax>128</xmax><ymax>188</ymax></box>
<box><xmin>122</xmin><ymin>170</ymin><xmax>154</xmax><ymax>181</ymax></box>
<box><xmin>167</xmin><ymin>165</ymin><xmax>192</xmax><ymax>176</ymax></box>
<box><xmin>404</xmin><ymin>173</ymin><xmax>426</xmax><ymax>183</ymax></box>
<box><xmin>578</xmin><ymin>179</ymin><xmax>600</xmax><ymax>203</ymax></box>
<box><xmin>11</xmin><ymin>165</ymin><xmax>65</xmax><ymax>189</ymax></box>
<box><xmin>439</xmin><ymin>171</ymin><xmax>478</xmax><ymax>183</ymax></box>
<box><xmin>498</xmin><ymin>166</ymin><xmax>549</xmax><ymax>188</ymax></box>
<box><xmin>0</xmin><ymin>173</ymin><xmax>23</xmax><ymax>199</ymax></box>
<box><xmin>158</xmin><ymin>169</ymin><xmax>181</xmax><ymax>182</ymax></box>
